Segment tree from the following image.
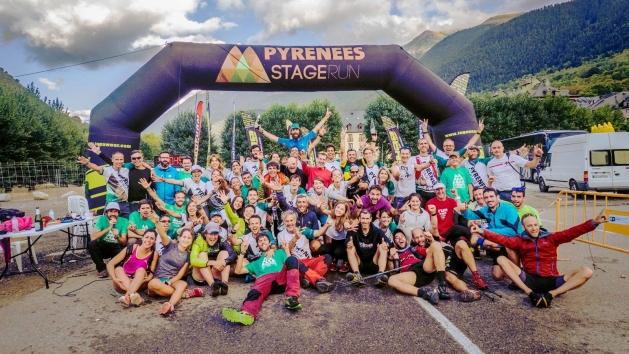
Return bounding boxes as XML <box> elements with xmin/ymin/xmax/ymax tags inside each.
<box><xmin>362</xmin><ymin>95</ymin><xmax>419</xmax><ymax>162</ymax></box>
<box><xmin>140</xmin><ymin>133</ymin><xmax>162</xmax><ymax>164</ymax></box>
<box><xmin>160</xmin><ymin>110</ymin><xmax>216</xmax><ymax>167</ymax></box>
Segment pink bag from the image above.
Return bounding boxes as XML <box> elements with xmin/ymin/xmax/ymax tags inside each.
<box><xmin>2</xmin><ymin>216</ymin><xmax>33</xmax><ymax>232</ymax></box>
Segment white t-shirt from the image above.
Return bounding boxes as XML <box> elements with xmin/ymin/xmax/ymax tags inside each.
<box><xmin>243</xmin><ymin>160</ymin><xmax>267</xmax><ymax>177</ymax></box>
<box><xmin>363</xmin><ymin>163</ymin><xmax>381</xmax><ymax>184</ymax></box>
<box><xmin>325</xmin><ymin>223</ymin><xmax>347</xmax><ymax>241</ymax></box>
<box><xmin>462</xmin><ymin>159</ymin><xmax>489</xmax><ymax>188</ymax></box>
<box><xmin>415</xmin><ymin>154</ymin><xmax>440</xmax><ymax>192</ymax></box>
<box><xmin>487</xmin><ymin>154</ymin><xmax>527</xmax><ymax>191</ymax></box>
<box><xmin>394</xmin><ymin>159</ymin><xmax>416</xmax><ymax>198</ymax></box>
<box><xmin>103</xmin><ymin>166</ymin><xmax>130</xmax><ymax>202</ymax></box>
<box><xmin>277</xmin><ymin>229</ymin><xmax>312</xmax><ymax>259</ymax></box>
<box><xmin>325</xmin><ymin>160</ymin><xmax>341</xmax><ymax>172</ymax></box>
<box><xmin>327</xmin><ymin>182</ymin><xmax>348</xmax><ymax>201</ymax></box>
<box><xmin>182</xmin><ymin>178</ymin><xmax>208</xmax><ymax>206</ymax></box>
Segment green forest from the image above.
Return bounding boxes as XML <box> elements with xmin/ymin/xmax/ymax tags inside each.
<box><xmin>422</xmin><ymin>0</ymin><xmax>629</xmax><ymax>93</ymax></box>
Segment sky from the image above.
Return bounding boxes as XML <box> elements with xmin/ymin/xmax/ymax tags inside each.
<box><xmin>0</xmin><ymin>0</ymin><xmax>568</xmax><ymax>122</ymax></box>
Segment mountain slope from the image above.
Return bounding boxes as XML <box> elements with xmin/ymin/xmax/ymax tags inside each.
<box><xmin>403</xmin><ymin>30</ymin><xmax>449</xmax><ymax>59</ymax></box>
<box><xmin>425</xmin><ymin>0</ymin><xmax>629</xmax><ymax>92</ymax></box>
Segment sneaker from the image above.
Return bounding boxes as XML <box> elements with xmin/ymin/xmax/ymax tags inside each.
<box><xmin>472</xmin><ymin>273</ymin><xmax>489</xmax><ymax>290</ymax></box>
<box><xmin>438</xmin><ymin>281</ymin><xmax>451</xmax><ymax>300</ymax></box>
<box><xmin>97</xmin><ymin>270</ymin><xmax>109</xmax><ymax>278</ymax></box>
<box><xmin>534</xmin><ymin>292</ymin><xmax>553</xmax><ymax>308</ymax></box>
<box><xmin>422</xmin><ymin>288</ymin><xmax>439</xmax><ymax>305</ymax></box>
<box><xmin>222</xmin><ymin>307</ymin><xmax>254</xmax><ymax>326</ymax></box>
<box><xmin>300</xmin><ymin>277</ymin><xmax>311</xmax><ymax>289</ymax></box>
<box><xmin>210</xmin><ymin>282</ymin><xmax>221</xmax><ymax>297</ymax></box>
<box><xmin>375</xmin><ymin>274</ymin><xmax>389</xmax><ymax>287</ymax></box>
<box><xmin>345</xmin><ymin>272</ymin><xmax>365</xmax><ymax>287</ymax></box>
<box><xmin>118</xmin><ymin>295</ymin><xmax>130</xmax><ymax>307</ymax></box>
<box><xmin>339</xmin><ymin>263</ymin><xmax>349</xmax><ymax>273</ymax></box>
<box><xmin>158</xmin><ymin>302</ymin><xmax>173</xmax><ymax>315</ymax></box>
<box><xmin>315</xmin><ymin>279</ymin><xmax>335</xmax><ymax>293</ymax></box>
<box><xmin>329</xmin><ymin>262</ymin><xmax>338</xmax><ymax>272</ymax></box>
<box><xmin>130</xmin><ymin>293</ymin><xmax>144</xmax><ymax>306</ymax></box>
<box><xmin>184</xmin><ymin>288</ymin><xmax>204</xmax><ymax>299</ymax></box>
<box><xmin>244</xmin><ymin>274</ymin><xmax>256</xmax><ymax>283</ymax></box>
<box><xmin>285</xmin><ymin>296</ymin><xmax>303</xmax><ymax>311</ymax></box>
<box><xmin>218</xmin><ymin>281</ymin><xmax>229</xmax><ymax>296</ymax></box>
<box><xmin>460</xmin><ymin>289</ymin><xmax>482</xmax><ymax>302</ymax></box>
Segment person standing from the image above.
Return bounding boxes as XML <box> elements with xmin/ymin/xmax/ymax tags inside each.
<box><xmin>153</xmin><ymin>151</ymin><xmax>180</xmax><ymax>206</ymax></box>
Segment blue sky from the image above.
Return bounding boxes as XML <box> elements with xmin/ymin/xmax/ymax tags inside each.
<box><xmin>0</xmin><ymin>0</ymin><xmax>567</xmax><ymax>121</ymax></box>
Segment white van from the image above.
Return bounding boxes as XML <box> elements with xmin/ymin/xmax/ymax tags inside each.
<box><xmin>538</xmin><ymin>132</ymin><xmax>629</xmax><ymax>192</ymax></box>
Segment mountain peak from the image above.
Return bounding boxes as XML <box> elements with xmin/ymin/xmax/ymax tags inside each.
<box><xmin>403</xmin><ymin>30</ymin><xmax>451</xmax><ymax>59</ymax></box>
<box><xmin>480</xmin><ymin>13</ymin><xmax>524</xmax><ymax>25</ymax></box>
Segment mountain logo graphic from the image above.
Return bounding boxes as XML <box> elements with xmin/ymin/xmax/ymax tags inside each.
<box><xmin>216</xmin><ymin>46</ymin><xmax>271</xmax><ymax>83</ymax></box>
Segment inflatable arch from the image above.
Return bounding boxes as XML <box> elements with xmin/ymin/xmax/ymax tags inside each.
<box><xmin>87</xmin><ymin>42</ymin><xmax>479</xmax><ymax>210</ymax></box>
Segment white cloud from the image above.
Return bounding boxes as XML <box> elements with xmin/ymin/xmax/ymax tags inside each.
<box><xmin>70</xmin><ymin>109</ymin><xmax>91</xmax><ymax>123</ymax></box>
<box><xmin>39</xmin><ymin>77</ymin><xmax>64</xmax><ymax>90</ymax></box>
<box><xmin>216</xmin><ymin>0</ymin><xmax>245</xmax><ymax>10</ymax></box>
<box><xmin>246</xmin><ymin>0</ymin><xmax>565</xmax><ymax>45</ymax></box>
<box><xmin>0</xmin><ymin>0</ymin><xmax>236</xmax><ymax>67</ymax></box>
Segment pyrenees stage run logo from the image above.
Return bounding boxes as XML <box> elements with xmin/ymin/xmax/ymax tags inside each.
<box><xmin>216</xmin><ymin>46</ymin><xmax>364</xmax><ymax>83</ymax></box>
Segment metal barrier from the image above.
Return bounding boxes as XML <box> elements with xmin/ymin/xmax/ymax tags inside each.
<box><xmin>555</xmin><ymin>190</ymin><xmax>629</xmax><ymax>254</ymax></box>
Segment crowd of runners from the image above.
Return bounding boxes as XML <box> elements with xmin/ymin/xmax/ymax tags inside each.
<box><xmin>77</xmin><ymin>111</ymin><xmax>608</xmax><ymax>325</ymax></box>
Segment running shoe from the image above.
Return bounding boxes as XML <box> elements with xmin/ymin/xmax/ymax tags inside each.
<box><xmin>244</xmin><ymin>274</ymin><xmax>256</xmax><ymax>283</ymax></box>
<box><xmin>218</xmin><ymin>281</ymin><xmax>229</xmax><ymax>296</ymax></box>
<box><xmin>422</xmin><ymin>288</ymin><xmax>439</xmax><ymax>305</ymax></box>
<box><xmin>158</xmin><ymin>302</ymin><xmax>173</xmax><ymax>315</ymax></box>
<box><xmin>345</xmin><ymin>272</ymin><xmax>365</xmax><ymax>287</ymax></box>
<box><xmin>533</xmin><ymin>292</ymin><xmax>553</xmax><ymax>308</ymax></box>
<box><xmin>315</xmin><ymin>279</ymin><xmax>335</xmax><ymax>293</ymax></box>
<box><xmin>97</xmin><ymin>270</ymin><xmax>109</xmax><ymax>278</ymax></box>
<box><xmin>438</xmin><ymin>281</ymin><xmax>451</xmax><ymax>300</ymax></box>
<box><xmin>339</xmin><ymin>263</ymin><xmax>349</xmax><ymax>273</ymax></box>
<box><xmin>130</xmin><ymin>293</ymin><xmax>144</xmax><ymax>306</ymax></box>
<box><xmin>300</xmin><ymin>277</ymin><xmax>311</xmax><ymax>289</ymax></box>
<box><xmin>118</xmin><ymin>295</ymin><xmax>130</xmax><ymax>307</ymax></box>
<box><xmin>528</xmin><ymin>292</ymin><xmax>541</xmax><ymax>306</ymax></box>
<box><xmin>210</xmin><ymin>282</ymin><xmax>221</xmax><ymax>297</ymax></box>
<box><xmin>375</xmin><ymin>273</ymin><xmax>389</xmax><ymax>287</ymax></box>
<box><xmin>472</xmin><ymin>273</ymin><xmax>489</xmax><ymax>290</ymax></box>
<box><xmin>329</xmin><ymin>262</ymin><xmax>338</xmax><ymax>272</ymax></box>
<box><xmin>183</xmin><ymin>288</ymin><xmax>204</xmax><ymax>299</ymax></box>
<box><xmin>284</xmin><ymin>296</ymin><xmax>303</xmax><ymax>311</ymax></box>
<box><xmin>460</xmin><ymin>289</ymin><xmax>482</xmax><ymax>302</ymax></box>
<box><xmin>222</xmin><ymin>307</ymin><xmax>254</xmax><ymax>326</ymax></box>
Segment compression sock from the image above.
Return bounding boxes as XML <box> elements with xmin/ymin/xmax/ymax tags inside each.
<box><xmin>436</xmin><ymin>271</ymin><xmax>446</xmax><ymax>283</ymax></box>
<box><xmin>417</xmin><ymin>288</ymin><xmax>427</xmax><ymax>297</ymax></box>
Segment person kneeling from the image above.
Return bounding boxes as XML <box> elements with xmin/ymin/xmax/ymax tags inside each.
<box><xmin>471</xmin><ymin>210</ymin><xmax>608</xmax><ymax>308</ymax></box>
<box><xmin>190</xmin><ymin>221</ymin><xmax>237</xmax><ymax>297</ymax></box>
<box><xmin>106</xmin><ymin>229</ymin><xmax>158</xmax><ymax>307</ymax></box>
<box><xmin>222</xmin><ymin>234</ymin><xmax>302</xmax><ymax>326</ymax></box>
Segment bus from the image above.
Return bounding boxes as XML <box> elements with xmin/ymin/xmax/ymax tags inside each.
<box><xmin>483</xmin><ymin>130</ymin><xmax>587</xmax><ymax>182</ymax></box>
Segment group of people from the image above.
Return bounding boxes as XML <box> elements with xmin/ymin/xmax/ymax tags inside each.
<box><xmin>77</xmin><ymin>111</ymin><xmax>607</xmax><ymax>325</ymax></box>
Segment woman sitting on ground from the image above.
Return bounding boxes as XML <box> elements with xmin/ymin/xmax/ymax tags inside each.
<box><xmin>190</xmin><ymin>221</ymin><xmax>238</xmax><ymax>297</ymax></box>
<box><xmin>106</xmin><ymin>228</ymin><xmax>158</xmax><ymax>307</ymax></box>
<box><xmin>147</xmin><ymin>213</ymin><xmax>203</xmax><ymax>315</ymax></box>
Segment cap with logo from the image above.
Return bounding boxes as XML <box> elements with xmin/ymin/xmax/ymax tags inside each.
<box><xmin>289</xmin><ymin>123</ymin><xmax>300</xmax><ymax>130</ymax></box>
<box><xmin>105</xmin><ymin>202</ymin><xmax>120</xmax><ymax>212</ymax></box>
<box><xmin>205</xmin><ymin>221</ymin><xmax>221</xmax><ymax>234</ymax></box>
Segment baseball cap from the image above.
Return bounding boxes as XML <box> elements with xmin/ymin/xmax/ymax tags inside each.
<box><xmin>467</xmin><ymin>145</ymin><xmax>480</xmax><ymax>151</ymax></box>
<box><xmin>449</xmin><ymin>151</ymin><xmax>460</xmax><ymax>157</ymax></box>
<box><xmin>433</xmin><ymin>182</ymin><xmax>446</xmax><ymax>189</ymax></box>
<box><xmin>191</xmin><ymin>164</ymin><xmax>203</xmax><ymax>172</ymax></box>
<box><xmin>105</xmin><ymin>202</ymin><xmax>120</xmax><ymax>212</ymax></box>
<box><xmin>289</xmin><ymin>123</ymin><xmax>300</xmax><ymax>130</ymax></box>
<box><xmin>205</xmin><ymin>222</ymin><xmax>220</xmax><ymax>234</ymax></box>
<box><xmin>349</xmin><ymin>164</ymin><xmax>360</xmax><ymax>171</ymax></box>
<box><xmin>210</xmin><ymin>210</ymin><xmax>222</xmax><ymax>218</ymax></box>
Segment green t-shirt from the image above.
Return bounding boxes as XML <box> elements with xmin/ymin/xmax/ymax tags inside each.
<box><xmin>165</xmin><ymin>203</ymin><xmax>186</xmax><ymax>233</ymax></box>
<box><xmin>245</xmin><ymin>249</ymin><xmax>287</xmax><ymax>277</ymax></box>
<box><xmin>503</xmin><ymin>202</ymin><xmax>542</xmax><ymax>227</ymax></box>
<box><xmin>440</xmin><ymin>167</ymin><xmax>473</xmax><ymax>202</ymax></box>
<box><xmin>94</xmin><ymin>215</ymin><xmax>129</xmax><ymax>244</ymax></box>
<box><xmin>128</xmin><ymin>211</ymin><xmax>156</xmax><ymax>233</ymax></box>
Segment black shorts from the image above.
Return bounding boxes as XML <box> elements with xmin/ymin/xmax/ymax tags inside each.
<box><xmin>520</xmin><ymin>271</ymin><xmax>565</xmax><ymax>293</ymax></box>
<box><xmin>446</xmin><ymin>252</ymin><xmax>467</xmax><ymax>277</ymax></box>
<box><xmin>488</xmin><ymin>247</ymin><xmax>508</xmax><ymax>266</ymax></box>
<box><xmin>408</xmin><ymin>262</ymin><xmax>437</xmax><ymax>287</ymax></box>
<box><xmin>190</xmin><ymin>274</ymin><xmax>208</xmax><ymax>286</ymax></box>
<box><xmin>358</xmin><ymin>258</ymin><xmax>380</xmax><ymax>275</ymax></box>
<box><xmin>442</xmin><ymin>225</ymin><xmax>471</xmax><ymax>245</ymax></box>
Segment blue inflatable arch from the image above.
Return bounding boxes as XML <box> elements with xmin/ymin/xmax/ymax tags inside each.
<box><xmin>89</xmin><ymin>42</ymin><xmax>478</xmax><ymax>157</ymax></box>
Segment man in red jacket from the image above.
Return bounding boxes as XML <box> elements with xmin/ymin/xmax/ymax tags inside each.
<box><xmin>471</xmin><ymin>209</ymin><xmax>608</xmax><ymax>308</ymax></box>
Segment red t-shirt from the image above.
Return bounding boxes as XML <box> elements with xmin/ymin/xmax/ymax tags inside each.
<box><xmin>301</xmin><ymin>164</ymin><xmax>332</xmax><ymax>189</ymax></box>
<box><xmin>425</xmin><ymin>197</ymin><xmax>458</xmax><ymax>236</ymax></box>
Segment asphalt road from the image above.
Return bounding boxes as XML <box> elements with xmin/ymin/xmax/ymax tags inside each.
<box><xmin>1</xmin><ymin>184</ymin><xmax>628</xmax><ymax>353</ymax></box>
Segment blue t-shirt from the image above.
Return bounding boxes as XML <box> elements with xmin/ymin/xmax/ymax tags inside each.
<box><xmin>277</xmin><ymin>131</ymin><xmax>316</xmax><ymax>152</ymax></box>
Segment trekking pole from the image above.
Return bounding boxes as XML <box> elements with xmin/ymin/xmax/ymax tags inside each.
<box><xmin>446</xmin><ymin>270</ymin><xmax>502</xmax><ymax>300</ymax></box>
<box><xmin>338</xmin><ymin>266</ymin><xmax>408</xmax><ymax>287</ymax></box>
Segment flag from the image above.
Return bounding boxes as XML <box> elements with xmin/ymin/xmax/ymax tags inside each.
<box><xmin>382</xmin><ymin>116</ymin><xmax>404</xmax><ymax>163</ymax></box>
<box><xmin>205</xmin><ymin>92</ymin><xmax>211</xmax><ymax>168</ymax></box>
<box><xmin>193</xmin><ymin>101</ymin><xmax>203</xmax><ymax>165</ymax></box>
<box><xmin>242</xmin><ymin>113</ymin><xmax>264</xmax><ymax>152</ymax></box>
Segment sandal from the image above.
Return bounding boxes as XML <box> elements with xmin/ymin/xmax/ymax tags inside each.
<box><xmin>158</xmin><ymin>302</ymin><xmax>173</xmax><ymax>315</ymax></box>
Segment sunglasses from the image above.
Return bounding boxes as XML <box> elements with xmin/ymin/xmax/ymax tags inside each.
<box><xmin>131</xmin><ymin>156</ymin><xmax>142</xmax><ymax>160</ymax></box>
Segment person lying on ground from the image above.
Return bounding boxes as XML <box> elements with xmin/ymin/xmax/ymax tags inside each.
<box><xmin>106</xmin><ymin>228</ymin><xmax>158</xmax><ymax>307</ymax></box>
<box><xmin>471</xmin><ymin>210</ymin><xmax>608</xmax><ymax>308</ymax></box>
